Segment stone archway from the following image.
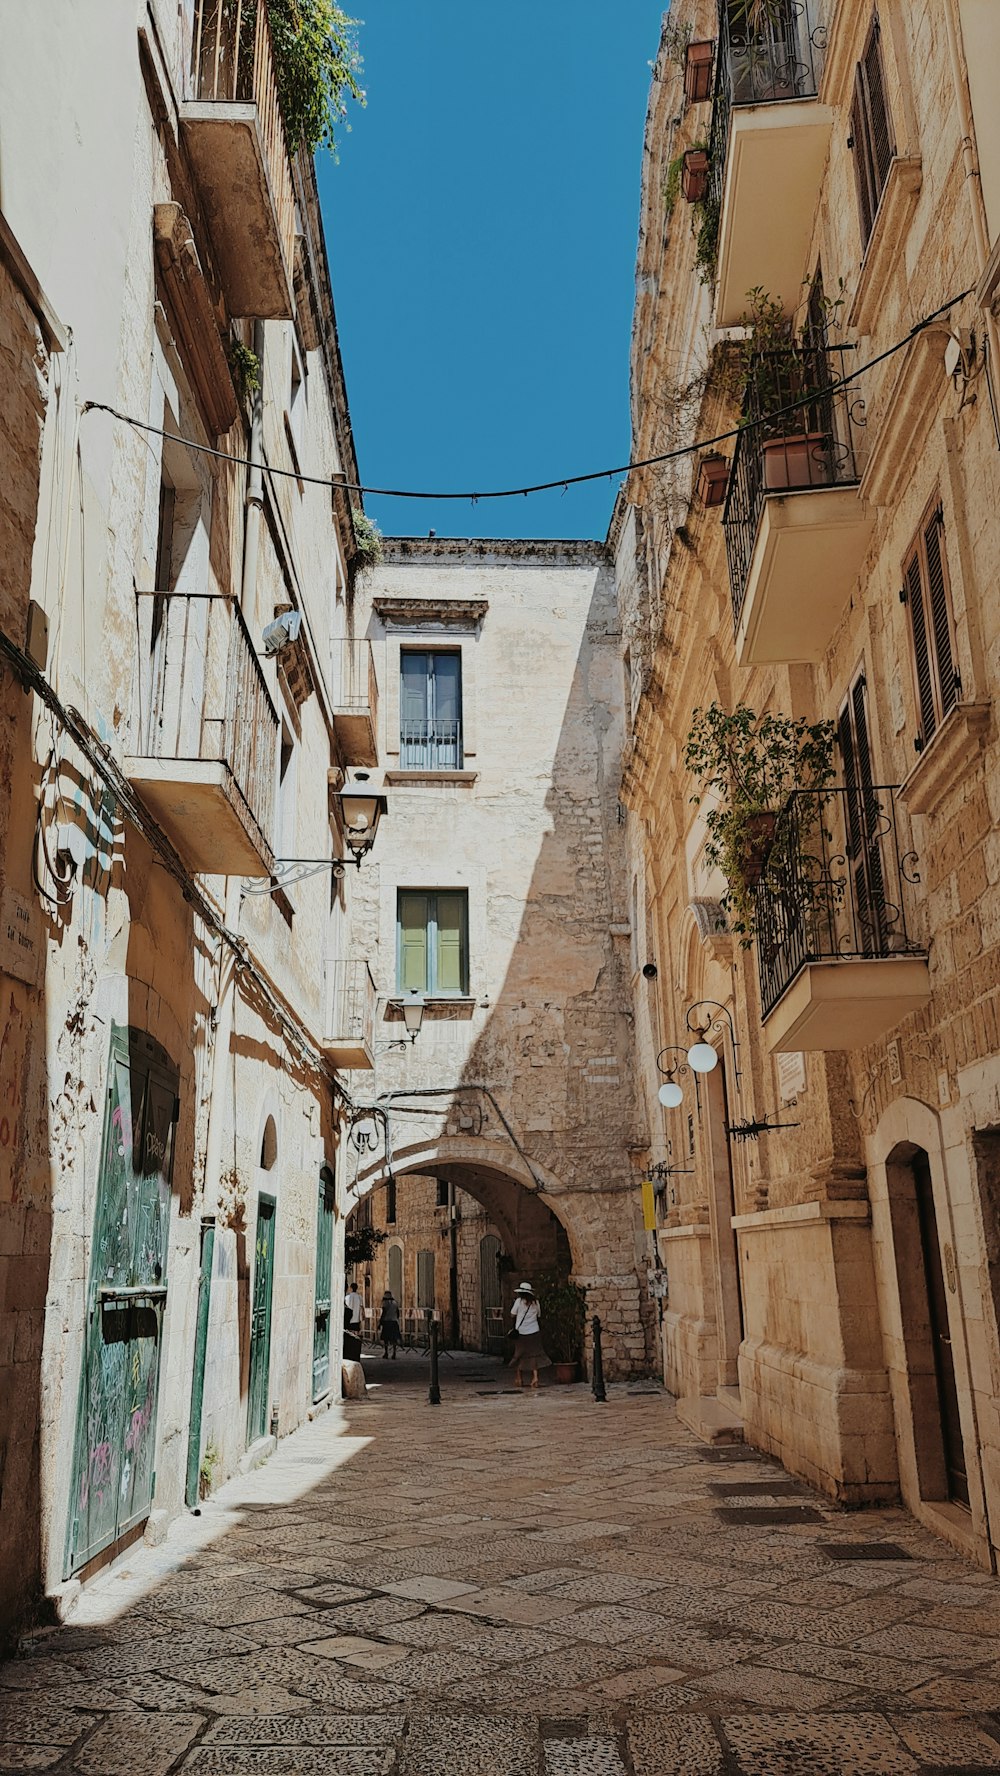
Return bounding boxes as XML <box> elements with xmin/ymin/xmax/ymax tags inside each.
<box><xmin>348</xmin><ymin>1132</ymin><xmax>650</xmax><ymax>1379</ymax></box>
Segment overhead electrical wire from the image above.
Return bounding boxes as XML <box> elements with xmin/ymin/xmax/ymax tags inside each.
<box><xmin>80</xmin><ymin>287</ymin><xmax>974</xmax><ymax>505</ymax></box>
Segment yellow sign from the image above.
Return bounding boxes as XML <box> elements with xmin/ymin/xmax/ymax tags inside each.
<box><xmin>640</xmin><ymin>1178</ymin><xmax>656</xmax><ymax>1232</ymax></box>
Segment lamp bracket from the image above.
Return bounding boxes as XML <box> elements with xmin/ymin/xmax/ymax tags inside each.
<box><xmin>725</xmin><ymin>1111</ymin><xmax>800</xmax><ymax>1143</ymax></box>
<box><xmin>241</xmin><ymin>856</ymin><xmax>359</xmax><ymax>895</ymax></box>
<box><xmin>684</xmin><ymin>998</ymin><xmax>743</xmax><ymax>1096</ymax></box>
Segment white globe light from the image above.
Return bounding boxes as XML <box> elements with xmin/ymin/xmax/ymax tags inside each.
<box><xmin>687</xmin><ymin>1041</ymin><xmax>719</xmax><ymax>1074</ymax></box>
<box><xmin>658</xmin><ymin>1080</ymin><xmax>683</xmax><ymax>1108</ymax></box>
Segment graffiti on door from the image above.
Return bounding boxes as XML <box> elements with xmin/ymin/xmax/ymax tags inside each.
<box><xmin>66</xmin><ymin>1026</ymin><xmax>178</xmax><ymax>1575</ymax></box>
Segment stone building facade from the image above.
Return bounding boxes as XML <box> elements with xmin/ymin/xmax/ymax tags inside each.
<box><xmin>342</xmin><ymin>539</ymin><xmax>654</xmax><ymax>1380</ymax></box>
<box><xmin>350</xmin><ymin>1174</ymin><xmax>508</xmax><ymax>1353</ymax></box>
<box><xmin>617</xmin><ymin>0</ymin><xmax>1000</xmax><ymax>1568</ymax></box>
<box><xmin>0</xmin><ymin>1</ymin><xmax>376</xmax><ymax>1639</ymax></box>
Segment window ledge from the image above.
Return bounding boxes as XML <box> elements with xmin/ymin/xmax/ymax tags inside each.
<box><xmin>384</xmin><ymin>769</ymin><xmax>479</xmax><ymax>786</ymax></box>
<box><xmin>858</xmin><ymin>322</ymin><xmax>951</xmax><ymax>509</ymax></box>
<box><xmin>898</xmin><ymin>702</ymin><xmax>992</xmax><ymax>817</ymax></box>
<box><xmin>848</xmin><ymin>155</ymin><xmax>923</xmax><ymax>334</ymax></box>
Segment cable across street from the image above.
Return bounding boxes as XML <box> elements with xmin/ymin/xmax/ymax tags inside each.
<box><xmin>80</xmin><ymin>287</ymin><xmax>974</xmax><ymax>505</ymax></box>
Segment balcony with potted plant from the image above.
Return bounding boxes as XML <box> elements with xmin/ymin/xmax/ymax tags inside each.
<box><xmin>720</xmin><ymin>292</ymin><xmax>873</xmax><ymax>667</ymax></box>
<box><xmin>685</xmin><ymin>704</ymin><xmax>930</xmax><ymax>1053</ymax></box>
<box><xmin>706</xmin><ymin>0</ymin><xmax>833</xmax><ymax>325</ymax></box>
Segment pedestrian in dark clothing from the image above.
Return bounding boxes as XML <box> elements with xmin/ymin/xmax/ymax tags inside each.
<box><xmin>378</xmin><ymin>1290</ymin><xmax>401</xmax><ymax>1358</ymax></box>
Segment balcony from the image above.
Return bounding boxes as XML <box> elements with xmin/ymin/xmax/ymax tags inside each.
<box><xmin>400</xmin><ymin>721</ymin><xmax>463</xmax><ymax>772</ymax></box>
<box><xmin>181</xmin><ymin>0</ymin><xmax>295</xmax><ymax>319</ymax></box>
<box><xmin>127</xmin><ymin>592</ymin><xmax>277</xmax><ymax>875</ymax></box>
<box><xmin>724</xmin><ymin>344</ymin><xmax>873</xmax><ymax>666</ymax></box>
<box><xmin>331</xmin><ymin>639</ymin><xmax>379</xmax><ymax>767</ymax></box>
<box><xmin>323</xmin><ymin>959</ymin><xmax>377</xmax><ymax>1070</ymax></box>
<box><xmin>708</xmin><ymin>0</ymin><xmax>833</xmax><ymax>327</ymax></box>
<box><xmin>753</xmin><ymin>786</ymin><xmax>930</xmax><ymax>1053</ymax></box>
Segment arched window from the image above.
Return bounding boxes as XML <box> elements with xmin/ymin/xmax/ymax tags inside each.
<box><xmin>260</xmin><ymin>1115</ymin><xmax>278</xmax><ymax>1170</ymax></box>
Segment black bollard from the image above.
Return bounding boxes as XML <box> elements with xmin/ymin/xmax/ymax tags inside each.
<box><xmin>591</xmin><ymin>1314</ymin><xmax>607</xmax><ymax>1403</ymax></box>
<box><xmin>429</xmin><ymin>1316</ymin><xmax>441</xmax><ymax>1405</ymax></box>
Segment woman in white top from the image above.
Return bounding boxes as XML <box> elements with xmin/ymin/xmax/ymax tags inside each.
<box><xmin>509</xmin><ymin>1282</ymin><xmax>552</xmax><ymax>1388</ymax></box>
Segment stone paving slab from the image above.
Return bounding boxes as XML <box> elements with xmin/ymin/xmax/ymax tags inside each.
<box><xmin>5</xmin><ymin>1370</ymin><xmax>1000</xmax><ymax>1775</ymax></box>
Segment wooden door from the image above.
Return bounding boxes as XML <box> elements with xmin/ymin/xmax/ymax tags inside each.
<box><xmin>247</xmin><ymin>1195</ymin><xmax>276</xmax><ymax>1443</ymax></box>
<box><xmin>479</xmin><ymin>1234</ymin><xmax>504</xmax><ymax>1354</ymax></box>
<box><xmin>312</xmin><ymin>1168</ymin><xmax>335</xmax><ymax>1401</ymax></box>
<box><xmin>914</xmin><ymin>1152</ymin><xmax>969</xmax><ymax>1506</ymax></box>
<box><xmin>67</xmin><ymin>1028</ymin><xmax>177</xmax><ymax>1574</ymax></box>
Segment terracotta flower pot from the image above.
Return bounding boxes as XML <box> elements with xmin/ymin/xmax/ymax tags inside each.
<box><xmin>740</xmin><ymin>810</ymin><xmax>779</xmax><ymax>888</ymax></box>
<box><xmin>681</xmin><ymin>149</ymin><xmax>709</xmax><ymax>203</ymax></box>
<box><xmin>762</xmin><ymin>433</ymin><xmax>835</xmax><ymax>491</ymax></box>
<box><xmin>684</xmin><ymin>40</ymin><xmax>715</xmax><ymax>103</ymax></box>
<box><xmin>553</xmin><ymin>1361</ymin><xmax>579</xmax><ymax>1384</ymax></box>
<box><xmin>697</xmin><ymin>454</ymin><xmax>729</xmax><ymax>507</ymax></box>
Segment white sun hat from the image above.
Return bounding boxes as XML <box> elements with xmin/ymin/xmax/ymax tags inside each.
<box><xmin>514</xmin><ymin>1281</ymin><xmax>535</xmax><ymax>1296</ymax></box>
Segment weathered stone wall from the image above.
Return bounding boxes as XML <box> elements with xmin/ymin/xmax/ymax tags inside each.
<box><xmin>357</xmin><ymin>1174</ymin><xmax>504</xmax><ymax>1349</ymax></box>
<box><xmin>346</xmin><ymin>541</ymin><xmax>655</xmax><ymax>1379</ymax></box>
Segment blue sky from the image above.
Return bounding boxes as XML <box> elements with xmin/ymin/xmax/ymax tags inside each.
<box><xmin>316</xmin><ymin>2</ymin><xmax>665</xmax><ymax>542</ymax></box>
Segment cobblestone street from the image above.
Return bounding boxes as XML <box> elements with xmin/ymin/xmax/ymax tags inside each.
<box><xmin>4</xmin><ymin>1358</ymin><xmax>1000</xmax><ymax>1775</ymax></box>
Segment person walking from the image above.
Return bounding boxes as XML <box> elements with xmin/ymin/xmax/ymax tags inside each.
<box><xmin>509</xmin><ymin>1282</ymin><xmax>551</xmax><ymax>1389</ymax></box>
<box><xmin>344</xmin><ymin>1279</ymin><xmax>363</xmax><ymax>1335</ymax></box>
<box><xmin>378</xmin><ymin>1290</ymin><xmax>401</xmax><ymax>1359</ymax></box>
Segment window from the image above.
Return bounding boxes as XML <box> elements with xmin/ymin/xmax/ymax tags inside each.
<box><xmin>386</xmin><ymin>1175</ymin><xmax>397</xmax><ymax>1224</ymax></box>
<box><xmin>838</xmin><ymin>667</ymin><xmax>890</xmax><ymax>952</ymax></box>
<box><xmin>901</xmin><ymin>500</ymin><xmax>959</xmax><ymax>752</ymax></box>
<box><xmin>416</xmin><ymin>1249</ymin><xmax>435</xmax><ymax>1311</ymax></box>
<box><xmin>397</xmin><ymin>890</ymin><xmax>468</xmax><ymax>996</ymax></box>
<box><xmin>850</xmin><ymin>14</ymin><xmax>896</xmax><ymax>249</ymax></box>
<box><xmin>400</xmin><ymin>650</ymin><xmax>462</xmax><ymax>769</ymax></box>
<box><xmin>287</xmin><ymin>335</ymin><xmax>306</xmax><ymax>473</ymax></box>
<box><xmin>436</xmin><ymin>1180</ymin><xmax>449</xmax><ymax>1209</ymax></box>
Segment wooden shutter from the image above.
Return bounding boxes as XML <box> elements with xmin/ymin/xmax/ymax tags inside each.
<box><xmin>923</xmin><ymin>506</ymin><xmax>958</xmax><ymax>720</ymax></box>
<box><xmin>434</xmin><ymin>891</ymin><xmax>467</xmax><ymax>994</ymax></box>
<box><xmin>416</xmin><ymin>1249</ymin><xmax>435</xmax><ymax>1311</ymax></box>
<box><xmin>398</xmin><ymin>891</ymin><xmax>429</xmax><ymax>993</ymax></box>
<box><xmin>850</xmin><ymin>14</ymin><xmax>895</xmax><ymax>250</ymax></box>
<box><xmin>902</xmin><ymin>501</ymin><xmax>959</xmax><ymax>749</ymax></box>
<box><xmin>839</xmin><ymin>672</ymin><xmax>887</xmax><ymax>952</ymax></box>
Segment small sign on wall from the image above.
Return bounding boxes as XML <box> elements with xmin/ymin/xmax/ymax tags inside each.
<box><xmin>775</xmin><ymin>1049</ymin><xmax>806</xmax><ymax>1105</ymax></box>
<box><xmin>0</xmin><ymin>888</ymin><xmax>42</xmax><ymax>989</ymax></box>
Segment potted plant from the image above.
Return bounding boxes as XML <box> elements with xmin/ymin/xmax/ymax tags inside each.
<box><xmin>684</xmin><ymin>39</ymin><xmax>715</xmax><ymax>103</ymax></box>
<box><xmin>684</xmin><ymin>701</ymin><xmax>838</xmax><ymax>942</ymax></box>
<box><xmin>714</xmin><ymin>285</ymin><xmax>845</xmax><ymax>483</ymax></box>
<box><xmin>536</xmin><ymin>1272</ymin><xmax>587</xmax><ymax>1382</ymax></box>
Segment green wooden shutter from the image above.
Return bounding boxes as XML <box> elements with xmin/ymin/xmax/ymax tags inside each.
<box><xmin>435</xmin><ymin>892</ymin><xmax>466</xmax><ymax>994</ymax></box>
<box><xmin>398</xmin><ymin>891</ymin><xmax>429</xmax><ymax>992</ymax></box>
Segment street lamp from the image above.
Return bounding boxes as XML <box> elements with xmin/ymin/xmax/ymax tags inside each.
<box><xmin>655</xmin><ymin>1045</ymin><xmax>694</xmax><ymax>1109</ymax></box>
<box><xmin>338</xmin><ymin>769</ymin><xmax>387</xmax><ymax>865</ymax></box>
<box><xmin>683</xmin><ymin>999</ymin><xmax>742</xmax><ymax>1093</ymax></box>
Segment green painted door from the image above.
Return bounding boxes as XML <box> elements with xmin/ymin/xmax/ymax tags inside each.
<box><xmin>312</xmin><ymin>1167</ymin><xmax>335</xmax><ymax>1401</ymax></box>
<box><xmin>185</xmin><ymin>1219</ymin><xmax>216</xmax><ymax>1507</ymax></box>
<box><xmin>247</xmin><ymin>1195</ymin><xmax>276</xmax><ymax>1443</ymax></box>
<box><xmin>67</xmin><ymin>1027</ymin><xmax>177</xmax><ymax>1575</ymax></box>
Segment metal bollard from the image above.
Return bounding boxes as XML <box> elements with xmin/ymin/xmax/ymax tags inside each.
<box><xmin>591</xmin><ymin>1314</ymin><xmax>607</xmax><ymax>1403</ymax></box>
<box><xmin>428</xmin><ymin>1317</ymin><xmax>441</xmax><ymax>1405</ymax></box>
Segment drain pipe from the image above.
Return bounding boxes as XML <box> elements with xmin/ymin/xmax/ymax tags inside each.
<box><xmin>201</xmin><ymin>322</ymin><xmax>267</xmax><ymax>1216</ymax></box>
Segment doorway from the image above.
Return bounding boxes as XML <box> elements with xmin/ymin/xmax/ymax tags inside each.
<box><xmin>480</xmin><ymin>1233</ymin><xmax>504</xmax><ymax>1354</ymax></box>
<box><xmin>247</xmin><ymin>1195</ymin><xmax>276</xmax><ymax>1443</ymax></box>
<box><xmin>886</xmin><ymin>1142</ymin><xmax>968</xmax><ymax>1508</ymax></box>
<box><xmin>705</xmin><ymin>1061</ymin><xmax>744</xmax><ymax>1389</ymax></box>
<box><xmin>312</xmin><ymin>1167</ymin><xmax>335</xmax><ymax>1402</ymax></box>
<box><xmin>67</xmin><ymin>1026</ymin><xmax>178</xmax><ymax>1575</ymax></box>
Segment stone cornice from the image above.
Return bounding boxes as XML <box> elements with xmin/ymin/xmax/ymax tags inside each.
<box><xmin>380</xmin><ymin>538</ymin><xmax>606</xmax><ymax>565</ymax></box>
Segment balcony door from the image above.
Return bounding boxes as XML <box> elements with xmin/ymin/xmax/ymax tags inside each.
<box><xmin>838</xmin><ymin>671</ymin><xmax>889</xmax><ymax>955</ymax></box>
<box><xmin>400</xmin><ymin>651</ymin><xmax>462</xmax><ymax>770</ymax></box>
<box><xmin>312</xmin><ymin>1167</ymin><xmax>335</xmax><ymax>1402</ymax></box>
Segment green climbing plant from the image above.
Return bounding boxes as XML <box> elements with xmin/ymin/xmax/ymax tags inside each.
<box><xmin>245</xmin><ymin>0</ymin><xmax>365</xmax><ymax>155</ymax></box>
<box><xmin>352</xmin><ymin>507</ymin><xmax>383</xmax><ymax>569</ymax></box>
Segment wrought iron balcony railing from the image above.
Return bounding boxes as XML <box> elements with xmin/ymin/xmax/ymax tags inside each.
<box><xmin>723</xmin><ymin>343</ymin><xmax>864</xmax><ymax>627</ymax></box>
<box><xmin>400</xmin><ymin>720</ymin><xmax>463</xmax><ymax>772</ymax></box>
<box><xmin>134</xmin><ymin>590</ymin><xmax>278</xmax><ymax>862</ymax></box>
<box><xmin>752</xmin><ymin>785</ymin><xmax>924</xmax><ymax>1022</ymax></box>
<box><xmin>706</xmin><ymin>0</ymin><xmax>827</xmax><ymax>231</ymax></box>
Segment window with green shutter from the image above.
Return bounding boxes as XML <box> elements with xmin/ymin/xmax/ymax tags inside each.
<box><xmin>901</xmin><ymin>499</ymin><xmax>960</xmax><ymax>753</ymax></box>
<box><xmin>397</xmin><ymin>890</ymin><xmax>469</xmax><ymax>995</ymax></box>
<box><xmin>849</xmin><ymin>13</ymin><xmax>895</xmax><ymax>251</ymax></box>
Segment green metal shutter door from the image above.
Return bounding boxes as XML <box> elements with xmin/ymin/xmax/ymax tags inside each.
<box><xmin>435</xmin><ymin>892</ymin><xmax>466</xmax><ymax>994</ymax></box>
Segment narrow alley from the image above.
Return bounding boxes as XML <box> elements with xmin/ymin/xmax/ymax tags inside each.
<box><xmin>4</xmin><ymin>1370</ymin><xmax>1000</xmax><ymax>1776</ymax></box>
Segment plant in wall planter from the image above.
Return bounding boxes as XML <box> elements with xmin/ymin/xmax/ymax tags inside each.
<box><xmin>684</xmin><ymin>701</ymin><xmax>838</xmax><ymax>943</ymax></box>
<box><xmin>714</xmin><ymin>286</ymin><xmax>846</xmax><ymax>485</ymax></box>
<box><xmin>536</xmin><ymin>1272</ymin><xmax>587</xmax><ymax>1382</ymax></box>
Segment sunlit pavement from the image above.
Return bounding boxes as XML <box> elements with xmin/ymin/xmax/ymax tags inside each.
<box><xmin>4</xmin><ymin>1357</ymin><xmax>1000</xmax><ymax>1774</ymax></box>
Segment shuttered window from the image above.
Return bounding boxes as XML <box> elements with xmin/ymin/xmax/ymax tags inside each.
<box><xmin>400</xmin><ymin>651</ymin><xmax>463</xmax><ymax>769</ymax></box>
<box><xmin>901</xmin><ymin>501</ymin><xmax>959</xmax><ymax>752</ymax></box>
<box><xmin>416</xmin><ymin>1250</ymin><xmax>435</xmax><ymax>1312</ymax></box>
<box><xmin>849</xmin><ymin>14</ymin><xmax>895</xmax><ymax>250</ymax></box>
<box><xmin>838</xmin><ymin>669</ymin><xmax>889</xmax><ymax>954</ymax></box>
<box><xmin>397</xmin><ymin>890</ymin><xmax>469</xmax><ymax>995</ymax></box>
